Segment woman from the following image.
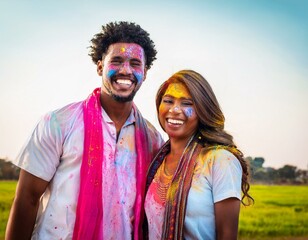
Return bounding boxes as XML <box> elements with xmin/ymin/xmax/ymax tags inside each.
<box><xmin>144</xmin><ymin>70</ymin><xmax>253</xmax><ymax>240</ymax></box>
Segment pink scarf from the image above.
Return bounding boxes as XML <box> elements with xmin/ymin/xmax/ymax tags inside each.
<box><xmin>73</xmin><ymin>88</ymin><xmax>152</xmax><ymax>239</ymax></box>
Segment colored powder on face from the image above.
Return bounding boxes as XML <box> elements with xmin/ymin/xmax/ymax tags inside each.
<box><xmin>133</xmin><ymin>71</ymin><xmax>143</xmax><ymax>83</ymax></box>
<box><xmin>173</xmin><ymin>106</ymin><xmax>180</xmax><ymax>112</ymax></box>
<box><xmin>109</xmin><ymin>45</ymin><xmax>145</xmax><ymax>82</ymax></box>
<box><xmin>183</xmin><ymin>107</ymin><xmax>194</xmax><ymax>118</ymax></box>
<box><xmin>118</xmin><ymin>45</ymin><xmax>144</xmax><ymax>60</ymax></box>
<box><xmin>126</xmin><ymin>45</ymin><xmax>143</xmax><ymax>60</ymax></box>
<box><xmin>164</xmin><ymin>83</ymin><xmax>190</xmax><ymax>99</ymax></box>
<box><xmin>163</xmin><ymin>83</ymin><xmax>196</xmax><ymax>117</ymax></box>
<box><xmin>107</xmin><ymin>69</ymin><xmax>117</xmax><ymax>78</ymax></box>
<box><xmin>158</xmin><ymin>103</ymin><xmax>168</xmax><ymax>114</ymax></box>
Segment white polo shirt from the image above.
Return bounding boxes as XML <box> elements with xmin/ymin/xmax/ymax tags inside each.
<box><xmin>15</xmin><ymin>101</ymin><xmax>141</xmax><ymax>239</ymax></box>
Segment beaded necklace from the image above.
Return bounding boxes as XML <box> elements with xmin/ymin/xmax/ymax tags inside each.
<box><xmin>154</xmin><ymin>159</ymin><xmax>172</xmax><ymax>204</ymax></box>
<box><xmin>154</xmin><ymin>135</ymin><xmax>195</xmax><ymax>204</ymax></box>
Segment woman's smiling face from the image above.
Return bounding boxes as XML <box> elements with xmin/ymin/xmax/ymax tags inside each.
<box><xmin>159</xmin><ymin>82</ymin><xmax>199</xmax><ymax>140</ymax></box>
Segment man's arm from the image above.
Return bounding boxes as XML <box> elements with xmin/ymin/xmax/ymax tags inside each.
<box><xmin>214</xmin><ymin>197</ymin><xmax>241</xmax><ymax>240</ymax></box>
<box><xmin>5</xmin><ymin>169</ymin><xmax>49</xmax><ymax>240</ymax></box>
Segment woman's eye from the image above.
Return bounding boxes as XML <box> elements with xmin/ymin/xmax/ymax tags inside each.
<box><xmin>182</xmin><ymin>101</ymin><xmax>193</xmax><ymax>106</ymax></box>
<box><xmin>162</xmin><ymin>99</ymin><xmax>173</xmax><ymax>104</ymax></box>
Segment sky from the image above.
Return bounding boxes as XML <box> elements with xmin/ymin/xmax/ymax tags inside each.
<box><xmin>0</xmin><ymin>0</ymin><xmax>307</xmax><ymax>170</ymax></box>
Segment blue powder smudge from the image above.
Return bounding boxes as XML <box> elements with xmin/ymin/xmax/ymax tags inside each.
<box><xmin>184</xmin><ymin>108</ymin><xmax>193</xmax><ymax>118</ymax></box>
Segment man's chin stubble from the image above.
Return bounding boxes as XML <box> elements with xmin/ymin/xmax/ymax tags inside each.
<box><xmin>111</xmin><ymin>92</ymin><xmax>136</xmax><ymax>102</ymax></box>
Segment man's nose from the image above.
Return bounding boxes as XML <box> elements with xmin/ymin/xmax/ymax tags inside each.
<box><xmin>119</xmin><ymin>61</ymin><xmax>132</xmax><ymax>74</ymax></box>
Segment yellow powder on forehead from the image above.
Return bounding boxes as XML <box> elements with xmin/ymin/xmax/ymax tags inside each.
<box><xmin>120</xmin><ymin>47</ymin><xmax>126</xmax><ymax>52</ymax></box>
<box><xmin>164</xmin><ymin>82</ymin><xmax>190</xmax><ymax>99</ymax></box>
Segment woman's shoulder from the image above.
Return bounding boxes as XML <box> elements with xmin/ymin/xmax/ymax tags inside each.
<box><xmin>196</xmin><ymin>146</ymin><xmax>242</xmax><ymax>177</ymax></box>
<box><xmin>199</xmin><ymin>147</ymin><xmax>237</xmax><ymax>162</ymax></box>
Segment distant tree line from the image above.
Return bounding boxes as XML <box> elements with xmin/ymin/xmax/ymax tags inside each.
<box><xmin>247</xmin><ymin>156</ymin><xmax>308</xmax><ymax>185</ymax></box>
<box><xmin>1</xmin><ymin>156</ymin><xmax>307</xmax><ymax>184</ymax></box>
<box><xmin>0</xmin><ymin>158</ymin><xmax>20</xmax><ymax>180</ymax></box>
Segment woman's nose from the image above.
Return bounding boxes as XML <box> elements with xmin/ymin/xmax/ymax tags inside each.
<box><xmin>169</xmin><ymin>105</ymin><xmax>181</xmax><ymax>113</ymax></box>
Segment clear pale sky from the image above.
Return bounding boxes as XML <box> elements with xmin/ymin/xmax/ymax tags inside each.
<box><xmin>0</xmin><ymin>0</ymin><xmax>307</xmax><ymax>169</ymax></box>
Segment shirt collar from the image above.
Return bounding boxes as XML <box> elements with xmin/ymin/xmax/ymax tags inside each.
<box><xmin>101</xmin><ymin>107</ymin><xmax>136</xmax><ymax>127</ymax></box>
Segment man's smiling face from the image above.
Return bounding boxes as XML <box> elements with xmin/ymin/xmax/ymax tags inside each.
<box><xmin>97</xmin><ymin>42</ymin><xmax>147</xmax><ymax>102</ymax></box>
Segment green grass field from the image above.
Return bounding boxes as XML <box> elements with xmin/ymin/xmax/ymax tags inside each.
<box><xmin>0</xmin><ymin>182</ymin><xmax>307</xmax><ymax>239</ymax></box>
<box><xmin>238</xmin><ymin>185</ymin><xmax>308</xmax><ymax>240</ymax></box>
<box><xmin>0</xmin><ymin>181</ymin><xmax>16</xmax><ymax>240</ymax></box>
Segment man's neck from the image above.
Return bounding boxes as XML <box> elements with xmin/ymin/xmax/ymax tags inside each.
<box><xmin>100</xmin><ymin>91</ymin><xmax>133</xmax><ymax>132</ymax></box>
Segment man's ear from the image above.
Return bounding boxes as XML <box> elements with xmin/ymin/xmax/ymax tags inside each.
<box><xmin>143</xmin><ymin>68</ymin><xmax>148</xmax><ymax>82</ymax></box>
<box><xmin>97</xmin><ymin>60</ymin><xmax>103</xmax><ymax>76</ymax></box>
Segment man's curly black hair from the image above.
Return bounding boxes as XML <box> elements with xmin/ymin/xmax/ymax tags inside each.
<box><xmin>89</xmin><ymin>21</ymin><xmax>157</xmax><ymax>69</ymax></box>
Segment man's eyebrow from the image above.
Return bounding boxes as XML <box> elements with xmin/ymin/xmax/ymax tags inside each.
<box><xmin>130</xmin><ymin>58</ymin><xmax>142</xmax><ymax>62</ymax></box>
<box><xmin>110</xmin><ymin>56</ymin><xmax>142</xmax><ymax>62</ymax></box>
<box><xmin>110</xmin><ymin>56</ymin><xmax>123</xmax><ymax>60</ymax></box>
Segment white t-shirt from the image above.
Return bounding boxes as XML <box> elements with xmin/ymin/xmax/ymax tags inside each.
<box><xmin>15</xmin><ymin>101</ymin><xmax>163</xmax><ymax>240</ymax></box>
<box><xmin>145</xmin><ymin>149</ymin><xmax>242</xmax><ymax>240</ymax></box>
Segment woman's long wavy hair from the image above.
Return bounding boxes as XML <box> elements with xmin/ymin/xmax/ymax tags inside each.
<box><xmin>156</xmin><ymin>70</ymin><xmax>254</xmax><ymax>205</ymax></box>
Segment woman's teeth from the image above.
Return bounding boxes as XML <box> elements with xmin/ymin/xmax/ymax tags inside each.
<box><xmin>168</xmin><ymin>119</ymin><xmax>184</xmax><ymax>125</ymax></box>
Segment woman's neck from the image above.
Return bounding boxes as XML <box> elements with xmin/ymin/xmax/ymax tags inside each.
<box><xmin>169</xmin><ymin>138</ymin><xmax>189</xmax><ymax>158</ymax></box>
<box><xmin>165</xmin><ymin>135</ymin><xmax>195</xmax><ymax>174</ymax></box>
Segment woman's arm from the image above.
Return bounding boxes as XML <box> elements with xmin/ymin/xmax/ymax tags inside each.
<box><xmin>214</xmin><ymin>197</ymin><xmax>241</xmax><ymax>240</ymax></box>
<box><xmin>5</xmin><ymin>170</ymin><xmax>49</xmax><ymax>240</ymax></box>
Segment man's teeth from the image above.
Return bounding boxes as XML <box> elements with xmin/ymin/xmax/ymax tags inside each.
<box><xmin>116</xmin><ymin>79</ymin><xmax>132</xmax><ymax>86</ymax></box>
<box><xmin>168</xmin><ymin>119</ymin><xmax>184</xmax><ymax>125</ymax></box>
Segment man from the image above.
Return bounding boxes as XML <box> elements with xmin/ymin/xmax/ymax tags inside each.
<box><xmin>5</xmin><ymin>21</ymin><xmax>164</xmax><ymax>240</ymax></box>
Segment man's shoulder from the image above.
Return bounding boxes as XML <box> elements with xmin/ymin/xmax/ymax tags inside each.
<box><xmin>53</xmin><ymin>101</ymin><xmax>83</xmax><ymax>114</ymax></box>
<box><xmin>143</xmin><ymin>118</ymin><xmax>159</xmax><ymax>134</ymax></box>
<box><xmin>143</xmin><ymin>119</ymin><xmax>164</xmax><ymax>145</ymax></box>
<box><xmin>42</xmin><ymin>101</ymin><xmax>84</xmax><ymax>126</ymax></box>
